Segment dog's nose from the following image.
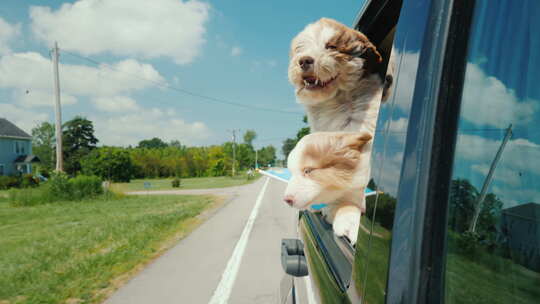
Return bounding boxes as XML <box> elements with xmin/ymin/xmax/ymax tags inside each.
<box><xmin>284</xmin><ymin>195</ymin><xmax>295</xmax><ymax>206</ymax></box>
<box><xmin>299</xmin><ymin>56</ymin><xmax>314</xmax><ymax>71</ymax></box>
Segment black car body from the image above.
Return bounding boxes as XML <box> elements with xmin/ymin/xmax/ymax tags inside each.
<box><xmin>281</xmin><ymin>0</ymin><xmax>540</xmax><ymax>303</ymax></box>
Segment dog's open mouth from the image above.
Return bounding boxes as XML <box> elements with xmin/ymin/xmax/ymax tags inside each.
<box><xmin>302</xmin><ymin>75</ymin><xmax>337</xmax><ymax>90</ymax></box>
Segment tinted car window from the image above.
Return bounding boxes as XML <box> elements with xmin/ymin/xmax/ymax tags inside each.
<box><xmin>444</xmin><ymin>0</ymin><xmax>540</xmax><ymax>303</ymax></box>
<box><xmin>353</xmin><ymin>0</ymin><xmax>435</xmax><ymax>302</ymax></box>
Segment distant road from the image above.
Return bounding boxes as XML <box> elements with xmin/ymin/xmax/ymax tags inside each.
<box><xmin>105</xmin><ymin>177</ymin><xmax>298</xmax><ymax>304</ymax></box>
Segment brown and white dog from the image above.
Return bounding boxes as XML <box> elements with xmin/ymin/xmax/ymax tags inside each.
<box><xmin>284</xmin><ymin>132</ymin><xmax>372</xmax><ymax>244</ymax></box>
<box><xmin>284</xmin><ymin>18</ymin><xmax>389</xmax><ymax>244</ymax></box>
<box><xmin>288</xmin><ymin>18</ymin><xmax>389</xmax><ymax>134</ymax></box>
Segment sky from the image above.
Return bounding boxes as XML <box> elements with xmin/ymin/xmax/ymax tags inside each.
<box><xmin>0</xmin><ymin>0</ymin><xmax>366</xmax><ymax>155</ymax></box>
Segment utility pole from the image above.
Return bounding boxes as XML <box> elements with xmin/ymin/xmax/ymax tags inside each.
<box><xmin>52</xmin><ymin>41</ymin><xmax>63</xmax><ymax>172</ymax></box>
<box><xmin>255</xmin><ymin>149</ymin><xmax>258</xmax><ymax>169</ymax></box>
<box><xmin>469</xmin><ymin>124</ymin><xmax>513</xmax><ymax>233</ymax></box>
<box><xmin>228</xmin><ymin>129</ymin><xmax>240</xmax><ymax>176</ymax></box>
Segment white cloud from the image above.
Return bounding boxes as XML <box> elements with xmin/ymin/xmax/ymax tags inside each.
<box><xmin>390</xmin><ymin>51</ymin><xmax>419</xmax><ymax>113</ymax></box>
<box><xmin>231</xmin><ymin>46</ymin><xmax>242</xmax><ymax>56</ymax></box>
<box><xmin>0</xmin><ymin>17</ymin><xmax>20</xmax><ymax>54</ymax></box>
<box><xmin>455</xmin><ymin>134</ymin><xmax>540</xmax><ymax>175</ymax></box>
<box><xmin>30</xmin><ymin>0</ymin><xmax>210</xmax><ymax>64</ymax></box>
<box><xmin>91</xmin><ymin>108</ymin><xmax>211</xmax><ymax>146</ymax></box>
<box><xmin>93</xmin><ymin>96</ymin><xmax>140</xmax><ymax>112</ymax></box>
<box><xmin>461</xmin><ymin>63</ymin><xmax>537</xmax><ymax>128</ymax></box>
<box><xmin>0</xmin><ymin>52</ymin><xmax>165</xmax><ymax>100</ymax></box>
<box><xmin>456</xmin><ymin>134</ymin><xmax>540</xmax><ymax>204</ymax></box>
<box><xmin>15</xmin><ymin>89</ymin><xmax>77</xmax><ymax>107</ymax></box>
<box><xmin>0</xmin><ymin>103</ymin><xmax>49</xmax><ymax>133</ymax></box>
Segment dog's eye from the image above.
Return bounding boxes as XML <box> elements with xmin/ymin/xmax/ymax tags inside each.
<box><xmin>303</xmin><ymin>167</ymin><xmax>314</xmax><ymax>175</ymax></box>
<box><xmin>325</xmin><ymin>43</ymin><xmax>337</xmax><ymax>50</ymax></box>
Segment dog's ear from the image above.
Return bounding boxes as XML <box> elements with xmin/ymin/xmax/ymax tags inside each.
<box><xmin>357</xmin><ymin>41</ymin><xmax>382</xmax><ymax>73</ymax></box>
<box><xmin>341</xmin><ymin>132</ymin><xmax>372</xmax><ymax>152</ymax></box>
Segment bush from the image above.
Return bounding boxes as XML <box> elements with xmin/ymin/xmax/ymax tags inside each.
<box><xmin>455</xmin><ymin>231</ymin><xmax>481</xmax><ymax>258</ymax></box>
<box><xmin>171</xmin><ymin>177</ymin><xmax>181</xmax><ymax>188</ymax></box>
<box><xmin>0</xmin><ymin>175</ymin><xmax>22</xmax><ymax>189</ymax></box>
<box><xmin>0</xmin><ymin>176</ymin><xmax>10</xmax><ymax>190</ymax></box>
<box><xmin>9</xmin><ymin>174</ymin><xmax>105</xmax><ymax>207</ymax></box>
<box><xmin>8</xmin><ymin>187</ymin><xmax>49</xmax><ymax>207</ymax></box>
<box><xmin>48</xmin><ymin>172</ymin><xmax>73</xmax><ymax>201</ymax></box>
<box><xmin>365</xmin><ymin>193</ymin><xmax>396</xmax><ymax>229</ymax></box>
<box><xmin>69</xmin><ymin>175</ymin><xmax>103</xmax><ymax>200</ymax></box>
<box><xmin>21</xmin><ymin>174</ymin><xmax>40</xmax><ymax>188</ymax></box>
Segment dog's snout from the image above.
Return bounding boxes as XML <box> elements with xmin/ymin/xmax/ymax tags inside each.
<box><xmin>284</xmin><ymin>195</ymin><xmax>295</xmax><ymax>206</ymax></box>
<box><xmin>299</xmin><ymin>56</ymin><xmax>314</xmax><ymax>71</ymax></box>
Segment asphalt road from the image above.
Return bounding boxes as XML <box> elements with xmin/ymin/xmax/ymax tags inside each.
<box><xmin>105</xmin><ymin>177</ymin><xmax>298</xmax><ymax>304</ymax></box>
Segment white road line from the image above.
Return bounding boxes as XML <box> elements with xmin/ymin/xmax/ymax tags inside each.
<box><xmin>304</xmin><ymin>276</ymin><xmax>317</xmax><ymax>304</ymax></box>
<box><xmin>208</xmin><ymin>177</ymin><xmax>270</xmax><ymax>304</ymax></box>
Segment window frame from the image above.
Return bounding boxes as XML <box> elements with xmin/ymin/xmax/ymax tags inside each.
<box><xmin>385</xmin><ymin>0</ymin><xmax>476</xmax><ymax>303</ymax></box>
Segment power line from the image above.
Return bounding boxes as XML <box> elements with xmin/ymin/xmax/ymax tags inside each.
<box><xmin>61</xmin><ymin>50</ymin><xmax>303</xmax><ymax>115</ymax></box>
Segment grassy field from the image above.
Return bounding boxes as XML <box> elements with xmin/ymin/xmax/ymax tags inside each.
<box><xmin>353</xmin><ymin>218</ymin><xmax>540</xmax><ymax>304</ymax></box>
<box><xmin>112</xmin><ymin>173</ymin><xmax>260</xmax><ymax>193</ymax></box>
<box><xmin>0</xmin><ymin>194</ymin><xmax>220</xmax><ymax>304</ymax></box>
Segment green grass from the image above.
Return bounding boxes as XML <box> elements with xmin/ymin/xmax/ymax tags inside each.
<box><xmin>112</xmin><ymin>173</ymin><xmax>260</xmax><ymax>193</ymax></box>
<box><xmin>445</xmin><ymin>240</ymin><xmax>540</xmax><ymax>304</ymax></box>
<box><xmin>0</xmin><ymin>194</ymin><xmax>219</xmax><ymax>304</ymax></box>
<box><xmin>353</xmin><ymin>218</ymin><xmax>540</xmax><ymax>304</ymax></box>
<box><xmin>354</xmin><ymin>216</ymin><xmax>391</xmax><ymax>304</ymax></box>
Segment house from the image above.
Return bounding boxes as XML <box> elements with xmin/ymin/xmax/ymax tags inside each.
<box><xmin>501</xmin><ymin>202</ymin><xmax>540</xmax><ymax>272</ymax></box>
<box><xmin>0</xmin><ymin>118</ymin><xmax>40</xmax><ymax>176</ymax></box>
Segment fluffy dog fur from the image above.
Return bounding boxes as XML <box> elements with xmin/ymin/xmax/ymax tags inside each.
<box><xmin>284</xmin><ymin>132</ymin><xmax>372</xmax><ymax>244</ymax></box>
<box><xmin>285</xmin><ymin>18</ymin><xmax>389</xmax><ymax>244</ymax></box>
<box><xmin>288</xmin><ymin>18</ymin><xmax>387</xmax><ymax>134</ymax></box>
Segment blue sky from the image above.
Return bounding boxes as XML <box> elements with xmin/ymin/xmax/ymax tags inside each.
<box><xmin>0</xmin><ymin>0</ymin><xmax>366</xmax><ymax>155</ymax></box>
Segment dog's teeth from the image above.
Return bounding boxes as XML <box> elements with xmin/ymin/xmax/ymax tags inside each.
<box><xmin>315</xmin><ymin>79</ymin><xmax>319</xmax><ymax>85</ymax></box>
<box><xmin>304</xmin><ymin>80</ymin><xmax>309</xmax><ymax>86</ymax></box>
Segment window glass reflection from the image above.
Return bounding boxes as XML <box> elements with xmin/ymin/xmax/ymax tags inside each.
<box><xmin>445</xmin><ymin>1</ymin><xmax>540</xmax><ymax>303</ymax></box>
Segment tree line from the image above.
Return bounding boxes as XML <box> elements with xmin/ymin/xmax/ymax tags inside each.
<box><xmin>32</xmin><ymin>116</ymin><xmax>276</xmax><ymax>182</ymax></box>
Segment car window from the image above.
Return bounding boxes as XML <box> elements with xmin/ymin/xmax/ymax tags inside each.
<box><xmin>351</xmin><ymin>0</ymin><xmax>438</xmax><ymax>302</ymax></box>
<box><xmin>444</xmin><ymin>0</ymin><xmax>540</xmax><ymax>303</ymax></box>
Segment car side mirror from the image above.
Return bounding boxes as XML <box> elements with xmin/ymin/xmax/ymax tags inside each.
<box><xmin>281</xmin><ymin>239</ymin><xmax>308</xmax><ymax>277</ymax></box>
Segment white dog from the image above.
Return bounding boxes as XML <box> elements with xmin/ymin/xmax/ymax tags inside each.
<box><xmin>288</xmin><ymin>18</ymin><xmax>389</xmax><ymax>134</ymax></box>
<box><xmin>285</xmin><ymin>18</ymin><xmax>390</xmax><ymax>244</ymax></box>
<box><xmin>284</xmin><ymin>132</ymin><xmax>372</xmax><ymax>244</ymax></box>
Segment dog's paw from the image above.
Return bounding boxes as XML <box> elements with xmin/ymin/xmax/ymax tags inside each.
<box><xmin>332</xmin><ymin>211</ymin><xmax>360</xmax><ymax>244</ymax></box>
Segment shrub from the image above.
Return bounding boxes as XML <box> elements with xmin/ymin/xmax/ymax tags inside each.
<box><xmin>48</xmin><ymin>172</ymin><xmax>73</xmax><ymax>201</ymax></box>
<box><xmin>0</xmin><ymin>176</ymin><xmax>22</xmax><ymax>189</ymax></box>
<box><xmin>455</xmin><ymin>231</ymin><xmax>481</xmax><ymax>258</ymax></box>
<box><xmin>8</xmin><ymin>186</ymin><xmax>51</xmax><ymax>207</ymax></box>
<box><xmin>171</xmin><ymin>177</ymin><xmax>181</xmax><ymax>188</ymax></box>
<box><xmin>40</xmin><ymin>168</ymin><xmax>51</xmax><ymax>179</ymax></box>
<box><xmin>365</xmin><ymin>193</ymin><xmax>396</xmax><ymax>229</ymax></box>
<box><xmin>21</xmin><ymin>174</ymin><xmax>40</xmax><ymax>188</ymax></box>
<box><xmin>0</xmin><ymin>176</ymin><xmax>10</xmax><ymax>190</ymax></box>
<box><xmin>69</xmin><ymin>175</ymin><xmax>103</xmax><ymax>200</ymax></box>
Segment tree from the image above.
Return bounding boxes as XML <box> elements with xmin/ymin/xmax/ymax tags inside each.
<box><xmin>258</xmin><ymin>145</ymin><xmax>276</xmax><ymax>167</ymax></box>
<box><xmin>243</xmin><ymin>130</ymin><xmax>257</xmax><ymax>146</ymax></box>
<box><xmin>81</xmin><ymin>147</ymin><xmax>134</xmax><ymax>182</ymax></box>
<box><xmin>169</xmin><ymin>140</ymin><xmax>183</xmax><ymax>148</ymax></box>
<box><xmin>296</xmin><ymin>115</ymin><xmax>310</xmax><ymax>142</ymax></box>
<box><xmin>62</xmin><ymin>116</ymin><xmax>99</xmax><ymax>175</ymax></box>
<box><xmin>282</xmin><ymin>138</ymin><xmax>297</xmax><ymax>161</ymax></box>
<box><xmin>282</xmin><ymin>116</ymin><xmax>309</xmax><ymax>162</ymax></box>
<box><xmin>138</xmin><ymin>137</ymin><xmax>168</xmax><ymax>149</ymax></box>
<box><xmin>31</xmin><ymin>121</ymin><xmax>55</xmax><ymax>171</ymax></box>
